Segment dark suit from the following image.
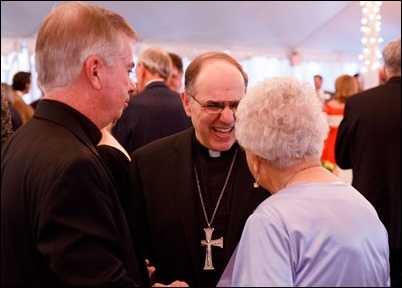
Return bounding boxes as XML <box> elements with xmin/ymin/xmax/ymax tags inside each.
<box><xmin>335</xmin><ymin>76</ymin><xmax>401</xmax><ymax>286</ymax></box>
<box><xmin>112</xmin><ymin>81</ymin><xmax>192</xmax><ymax>154</ymax></box>
<box><xmin>129</xmin><ymin>128</ymin><xmax>269</xmax><ymax>287</ymax></box>
<box><xmin>1</xmin><ymin>99</ymin><xmax>148</xmax><ymax>286</ymax></box>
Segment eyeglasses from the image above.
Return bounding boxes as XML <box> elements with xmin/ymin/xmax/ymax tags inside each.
<box><xmin>190</xmin><ymin>95</ymin><xmax>240</xmax><ymax>115</ymax></box>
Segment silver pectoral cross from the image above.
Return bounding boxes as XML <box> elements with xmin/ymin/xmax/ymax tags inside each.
<box><xmin>200</xmin><ymin>227</ymin><xmax>223</xmax><ymax>270</ymax></box>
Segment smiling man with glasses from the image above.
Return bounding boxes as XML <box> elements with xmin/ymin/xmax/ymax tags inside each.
<box><xmin>129</xmin><ymin>51</ymin><xmax>269</xmax><ymax>287</ymax></box>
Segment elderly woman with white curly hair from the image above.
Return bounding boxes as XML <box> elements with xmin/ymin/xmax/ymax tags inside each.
<box><xmin>217</xmin><ymin>76</ymin><xmax>390</xmax><ymax>287</ymax></box>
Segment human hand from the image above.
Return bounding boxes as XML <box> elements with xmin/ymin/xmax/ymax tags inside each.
<box><xmin>152</xmin><ymin>280</ymin><xmax>189</xmax><ymax>287</ymax></box>
<box><xmin>145</xmin><ymin>259</ymin><xmax>155</xmax><ymax>278</ymax></box>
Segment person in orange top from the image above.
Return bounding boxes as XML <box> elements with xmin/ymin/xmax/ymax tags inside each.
<box><xmin>321</xmin><ymin>74</ymin><xmax>358</xmax><ymax>182</ymax></box>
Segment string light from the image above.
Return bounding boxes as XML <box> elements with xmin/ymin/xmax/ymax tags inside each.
<box><xmin>359</xmin><ymin>1</ymin><xmax>383</xmax><ymax>73</ymax></box>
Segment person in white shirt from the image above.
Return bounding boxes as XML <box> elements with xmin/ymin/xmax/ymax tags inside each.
<box><xmin>314</xmin><ymin>74</ymin><xmax>333</xmax><ymax>102</ymax></box>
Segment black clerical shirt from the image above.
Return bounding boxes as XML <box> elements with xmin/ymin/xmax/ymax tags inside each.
<box><xmin>193</xmin><ymin>137</ymin><xmax>239</xmax><ymax>286</ymax></box>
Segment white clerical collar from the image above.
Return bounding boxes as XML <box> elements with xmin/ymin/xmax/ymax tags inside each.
<box><xmin>208</xmin><ymin>150</ymin><xmax>221</xmax><ymax>158</ymax></box>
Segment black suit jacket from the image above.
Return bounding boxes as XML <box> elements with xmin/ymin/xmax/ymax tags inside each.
<box><xmin>112</xmin><ymin>81</ymin><xmax>192</xmax><ymax>154</ymax></box>
<box><xmin>1</xmin><ymin>99</ymin><xmax>148</xmax><ymax>286</ymax></box>
<box><xmin>335</xmin><ymin>76</ymin><xmax>401</xmax><ymax>250</ymax></box>
<box><xmin>129</xmin><ymin>128</ymin><xmax>269</xmax><ymax>286</ymax></box>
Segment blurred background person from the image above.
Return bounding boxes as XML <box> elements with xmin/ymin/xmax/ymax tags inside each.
<box><xmin>98</xmin><ymin>121</ymin><xmax>132</xmax><ymax>209</ymax></box>
<box><xmin>353</xmin><ymin>73</ymin><xmax>365</xmax><ymax>92</ymax></box>
<box><xmin>112</xmin><ymin>47</ymin><xmax>191</xmax><ymax>154</ymax></box>
<box><xmin>10</xmin><ymin>71</ymin><xmax>35</xmax><ymax>124</ymax></box>
<box><xmin>1</xmin><ymin>82</ymin><xmax>22</xmax><ymax>131</ymax></box>
<box><xmin>167</xmin><ymin>52</ymin><xmax>184</xmax><ymax>92</ymax></box>
<box><xmin>313</xmin><ymin>74</ymin><xmax>333</xmax><ymax>102</ymax></box>
<box><xmin>321</xmin><ymin>74</ymin><xmax>358</xmax><ymax>183</ymax></box>
<box><xmin>218</xmin><ymin>76</ymin><xmax>389</xmax><ymax>287</ymax></box>
<box><xmin>336</xmin><ymin>38</ymin><xmax>401</xmax><ymax>287</ymax></box>
<box><xmin>98</xmin><ymin>122</ymin><xmax>131</xmax><ymax>199</ymax></box>
<box><xmin>98</xmin><ymin>120</ymin><xmax>188</xmax><ymax>287</ymax></box>
<box><xmin>1</xmin><ymin>84</ymin><xmax>13</xmax><ymax>144</ymax></box>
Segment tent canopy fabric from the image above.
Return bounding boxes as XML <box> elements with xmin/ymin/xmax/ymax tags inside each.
<box><xmin>1</xmin><ymin>1</ymin><xmax>401</xmax><ymax>60</ymax></box>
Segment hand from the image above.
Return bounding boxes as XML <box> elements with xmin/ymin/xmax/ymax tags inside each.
<box><xmin>145</xmin><ymin>259</ymin><xmax>155</xmax><ymax>278</ymax></box>
<box><xmin>152</xmin><ymin>280</ymin><xmax>189</xmax><ymax>287</ymax></box>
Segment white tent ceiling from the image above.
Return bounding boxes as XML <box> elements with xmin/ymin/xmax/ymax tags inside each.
<box><xmin>1</xmin><ymin>1</ymin><xmax>401</xmax><ymax>61</ymax></box>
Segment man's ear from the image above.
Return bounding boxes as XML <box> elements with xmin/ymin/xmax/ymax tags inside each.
<box><xmin>85</xmin><ymin>55</ymin><xmax>102</xmax><ymax>90</ymax></box>
<box><xmin>181</xmin><ymin>91</ymin><xmax>192</xmax><ymax>117</ymax></box>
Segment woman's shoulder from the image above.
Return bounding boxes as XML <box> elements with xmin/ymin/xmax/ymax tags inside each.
<box><xmin>324</xmin><ymin>99</ymin><xmax>344</xmax><ymax>114</ymax></box>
